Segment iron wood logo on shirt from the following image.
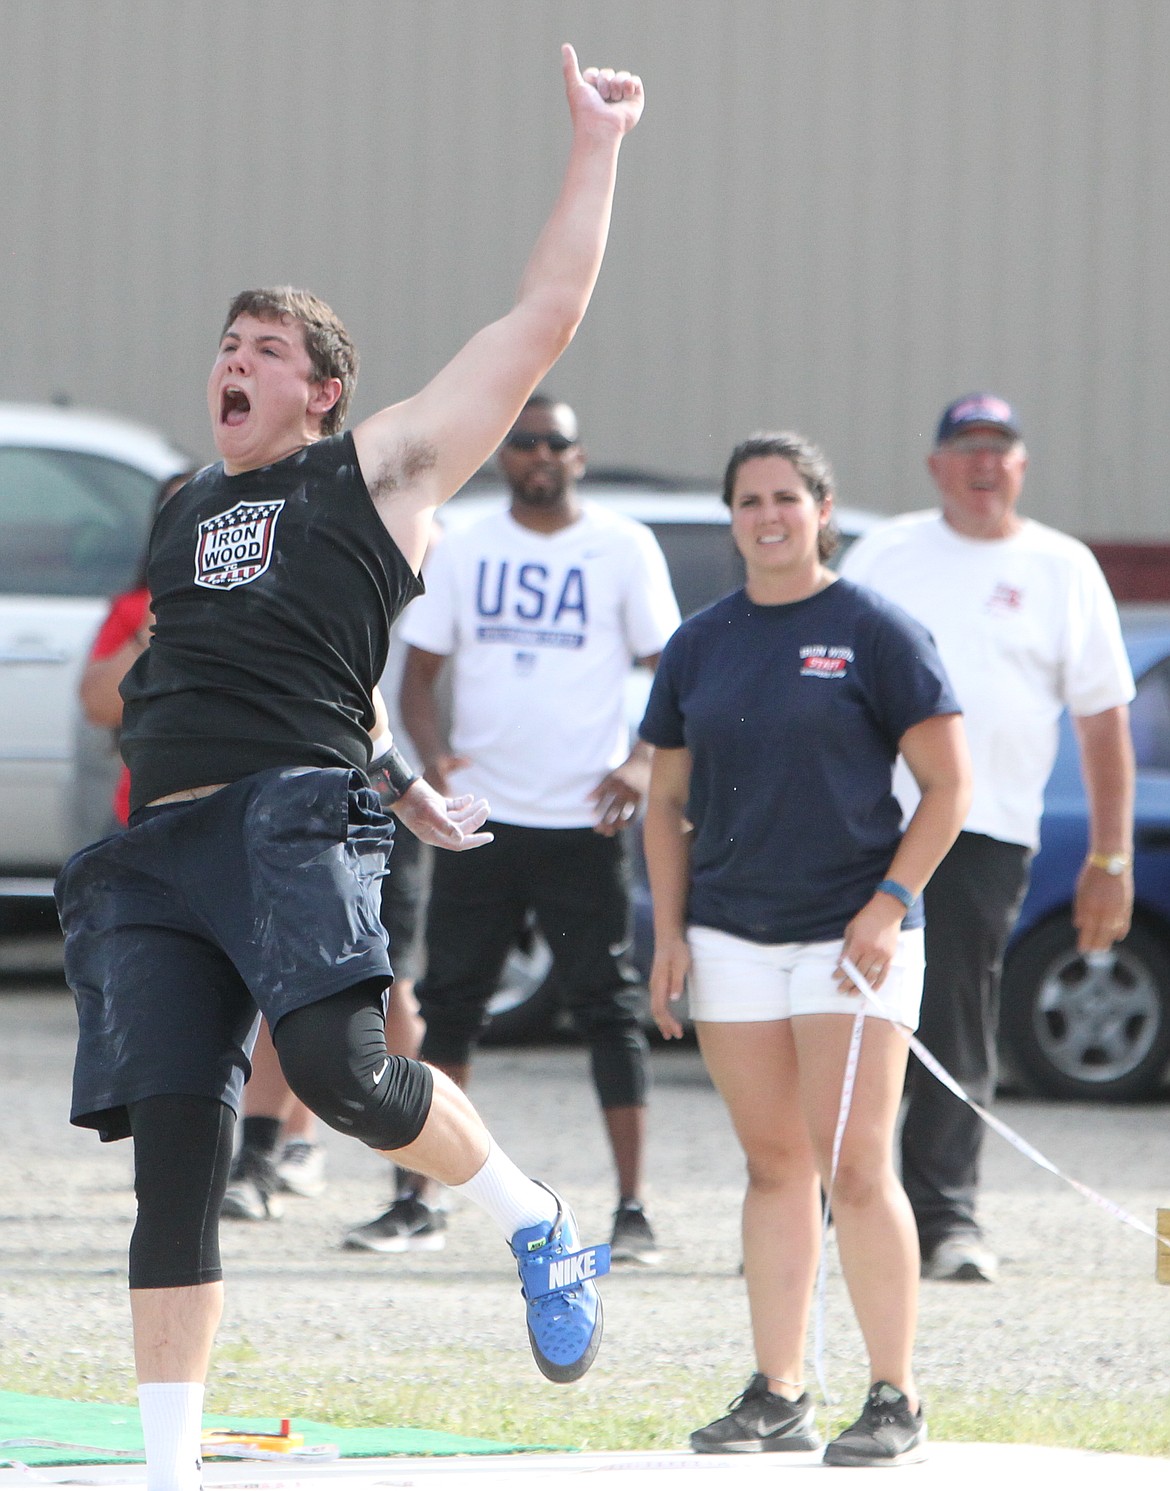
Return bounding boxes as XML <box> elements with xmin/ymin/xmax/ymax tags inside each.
<box><xmin>194</xmin><ymin>500</ymin><xmax>286</xmax><ymax>590</ymax></box>
<box><xmin>799</xmin><ymin>643</ymin><xmax>854</xmax><ymax>679</ymax></box>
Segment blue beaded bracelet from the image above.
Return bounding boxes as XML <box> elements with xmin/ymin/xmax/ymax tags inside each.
<box><xmin>876</xmin><ymin>877</ymin><xmax>915</xmax><ymax>910</ymax></box>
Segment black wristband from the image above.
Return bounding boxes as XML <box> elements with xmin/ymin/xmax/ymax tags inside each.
<box><xmin>368</xmin><ymin>742</ymin><xmax>420</xmax><ymax>804</ymax></box>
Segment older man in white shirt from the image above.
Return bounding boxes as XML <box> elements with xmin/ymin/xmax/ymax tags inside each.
<box><xmin>843</xmin><ymin>393</ymin><xmax>1135</xmax><ymax>1283</ymax></box>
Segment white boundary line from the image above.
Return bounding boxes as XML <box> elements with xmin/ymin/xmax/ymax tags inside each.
<box><xmin>5</xmin><ymin>1443</ymin><xmax>1170</xmax><ymax>1488</ymax></box>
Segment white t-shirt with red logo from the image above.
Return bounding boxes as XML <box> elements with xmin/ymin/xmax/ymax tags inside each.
<box><xmin>842</xmin><ymin>510</ymin><xmax>1135</xmax><ymax>848</ymax></box>
<box><xmin>397</xmin><ymin>503</ymin><xmax>681</xmax><ymax>828</ymax></box>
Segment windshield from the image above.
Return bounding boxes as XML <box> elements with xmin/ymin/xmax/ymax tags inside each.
<box><xmin>0</xmin><ymin>447</ymin><xmax>160</xmax><ymax>597</ymax></box>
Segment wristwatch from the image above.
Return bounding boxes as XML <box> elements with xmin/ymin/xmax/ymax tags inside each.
<box><xmin>1086</xmin><ymin>851</ymin><xmax>1132</xmax><ymax>876</ymax></box>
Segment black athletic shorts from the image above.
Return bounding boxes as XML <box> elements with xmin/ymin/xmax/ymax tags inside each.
<box><xmin>56</xmin><ymin>766</ymin><xmax>396</xmax><ymax>1142</ymax></box>
<box><xmin>379</xmin><ymin>820</ymin><xmax>428</xmax><ymax>984</ymax></box>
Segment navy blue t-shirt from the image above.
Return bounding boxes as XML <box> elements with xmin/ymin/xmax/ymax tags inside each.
<box><xmin>638</xmin><ymin>579</ymin><xmax>960</xmax><ymax>944</ymax></box>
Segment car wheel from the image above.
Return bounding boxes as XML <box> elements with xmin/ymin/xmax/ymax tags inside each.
<box><xmin>479</xmin><ymin>922</ymin><xmax>562</xmax><ymax>1045</ymax></box>
<box><xmin>1001</xmin><ymin>914</ymin><xmax>1170</xmax><ymax>1101</ymax></box>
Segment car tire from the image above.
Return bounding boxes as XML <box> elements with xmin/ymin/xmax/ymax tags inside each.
<box><xmin>1001</xmin><ymin>913</ymin><xmax>1170</xmax><ymax>1101</ymax></box>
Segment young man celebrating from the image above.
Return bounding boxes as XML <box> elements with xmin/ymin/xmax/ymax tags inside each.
<box><xmin>55</xmin><ymin>47</ymin><xmax>643</xmax><ymax>1491</ymax></box>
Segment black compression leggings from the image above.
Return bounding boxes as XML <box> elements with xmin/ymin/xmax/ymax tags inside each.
<box><xmin>126</xmin><ymin>983</ymin><xmax>434</xmax><ymax>1290</ymax></box>
<box><xmin>128</xmin><ymin>1093</ymin><xmax>235</xmax><ymax>1289</ymax></box>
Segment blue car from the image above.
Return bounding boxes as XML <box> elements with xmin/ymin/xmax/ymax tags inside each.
<box><xmin>1000</xmin><ymin>606</ymin><xmax>1170</xmax><ymax>1101</ymax></box>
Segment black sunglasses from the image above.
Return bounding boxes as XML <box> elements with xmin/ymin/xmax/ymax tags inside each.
<box><xmin>504</xmin><ymin>431</ymin><xmax>578</xmax><ymax>453</ymax></box>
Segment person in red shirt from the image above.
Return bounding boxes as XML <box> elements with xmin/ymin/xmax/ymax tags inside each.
<box><xmin>80</xmin><ymin>469</ymin><xmax>196</xmax><ymax>826</ymax></box>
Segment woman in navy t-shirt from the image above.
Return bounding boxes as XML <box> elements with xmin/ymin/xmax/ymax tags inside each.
<box><xmin>640</xmin><ymin>432</ymin><xmax>971</xmax><ymax>1467</ymax></box>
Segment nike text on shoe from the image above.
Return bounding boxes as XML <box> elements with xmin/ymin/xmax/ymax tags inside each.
<box><xmin>823</xmin><ymin>1381</ymin><xmax>927</xmax><ymax>1466</ymax></box>
<box><xmin>510</xmin><ymin>1185</ymin><xmax>610</xmax><ymax>1384</ymax></box>
<box><xmin>220</xmin><ymin>1147</ymin><xmax>284</xmax><ymax>1221</ymax></box>
<box><xmin>690</xmin><ymin>1372</ymin><xmax>821</xmax><ymax>1454</ymax></box>
<box><xmin>342</xmin><ymin>1196</ymin><xmax>447</xmax><ymax>1253</ymax></box>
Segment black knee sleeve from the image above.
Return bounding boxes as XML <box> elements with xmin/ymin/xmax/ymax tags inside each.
<box><xmin>127</xmin><ymin>1094</ymin><xmax>234</xmax><ymax>1289</ymax></box>
<box><xmin>273</xmin><ymin>981</ymin><xmax>434</xmax><ymax>1150</ymax></box>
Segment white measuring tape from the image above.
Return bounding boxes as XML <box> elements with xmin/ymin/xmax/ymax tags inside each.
<box><xmin>810</xmin><ymin>956</ymin><xmax>1170</xmax><ymax>1401</ymax></box>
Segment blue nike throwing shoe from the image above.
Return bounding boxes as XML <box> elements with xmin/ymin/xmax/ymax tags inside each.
<box><xmin>510</xmin><ymin>1186</ymin><xmax>610</xmax><ymax>1383</ymax></box>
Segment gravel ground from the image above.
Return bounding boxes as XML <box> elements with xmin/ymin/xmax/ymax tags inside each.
<box><xmin>2</xmin><ymin>977</ymin><xmax>1169</xmax><ymax>1422</ymax></box>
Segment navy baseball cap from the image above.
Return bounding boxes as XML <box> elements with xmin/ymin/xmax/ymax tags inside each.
<box><xmin>935</xmin><ymin>393</ymin><xmax>1022</xmax><ymax>445</ymax></box>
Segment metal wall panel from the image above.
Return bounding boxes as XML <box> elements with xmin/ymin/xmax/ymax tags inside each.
<box><xmin>1</xmin><ymin>0</ymin><xmax>1167</xmax><ymax>538</ymax></box>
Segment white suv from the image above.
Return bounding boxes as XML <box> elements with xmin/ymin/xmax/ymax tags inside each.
<box><xmin>0</xmin><ymin>404</ymin><xmax>189</xmax><ymax>907</ymax></box>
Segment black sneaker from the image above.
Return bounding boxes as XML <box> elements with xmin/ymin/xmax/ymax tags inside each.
<box><xmin>341</xmin><ymin>1196</ymin><xmax>447</xmax><ymax>1253</ymax></box>
<box><xmin>823</xmin><ymin>1381</ymin><xmax>927</xmax><ymax>1466</ymax></box>
<box><xmin>220</xmin><ymin>1147</ymin><xmax>284</xmax><ymax>1221</ymax></box>
<box><xmin>610</xmin><ymin>1201</ymin><xmax>662</xmax><ymax>1265</ymax></box>
<box><xmin>691</xmin><ymin>1373</ymin><xmax>821</xmax><ymax>1453</ymax></box>
<box><xmin>921</xmin><ymin>1233</ymin><xmax>998</xmax><ymax>1283</ymax></box>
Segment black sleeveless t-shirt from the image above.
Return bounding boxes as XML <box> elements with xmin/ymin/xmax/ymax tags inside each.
<box><xmin>120</xmin><ymin>432</ymin><xmax>423</xmax><ymax>813</ymax></box>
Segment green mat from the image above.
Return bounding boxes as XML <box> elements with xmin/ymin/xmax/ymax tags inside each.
<box><xmin>0</xmin><ymin>1390</ymin><xmax>549</xmax><ymax>1465</ymax></box>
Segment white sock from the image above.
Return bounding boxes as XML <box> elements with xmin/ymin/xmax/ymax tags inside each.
<box><xmin>453</xmin><ymin>1141</ymin><xmax>559</xmax><ymax>1238</ymax></box>
<box><xmin>138</xmin><ymin>1382</ymin><xmax>204</xmax><ymax>1491</ymax></box>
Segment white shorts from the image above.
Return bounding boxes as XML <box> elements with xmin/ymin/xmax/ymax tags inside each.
<box><xmin>686</xmin><ymin>924</ymin><xmax>925</xmax><ymax>1029</ymax></box>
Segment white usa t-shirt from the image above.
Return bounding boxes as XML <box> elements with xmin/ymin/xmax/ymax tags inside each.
<box><xmin>842</xmin><ymin>510</ymin><xmax>1134</xmax><ymax>849</ymax></box>
<box><xmin>397</xmin><ymin>503</ymin><xmax>681</xmax><ymax>827</ymax></box>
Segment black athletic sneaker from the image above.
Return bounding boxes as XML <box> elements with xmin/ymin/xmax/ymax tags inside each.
<box><xmin>220</xmin><ymin>1147</ymin><xmax>284</xmax><ymax>1222</ymax></box>
<box><xmin>823</xmin><ymin>1381</ymin><xmax>927</xmax><ymax>1466</ymax></box>
<box><xmin>610</xmin><ymin>1201</ymin><xmax>662</xmax><ymax>1265</ymax></box>
<box><xmin>690</xmin><ymin>1373</ymin><xmax>821</xmax><ymax>1453</ymax></box>
<box><xmin>341</xmin><ymin>1196</ymin><xmax>447</xmax><ymax>1253</ymax></box>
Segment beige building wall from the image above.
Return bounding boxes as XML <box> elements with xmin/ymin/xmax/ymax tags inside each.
<box><xmin>1</xmin><ymin>0</ymin><xmax>1168</xmax><ymax>538</ymax></box>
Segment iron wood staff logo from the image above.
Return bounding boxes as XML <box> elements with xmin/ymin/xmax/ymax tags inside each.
<box><xmin>194</xmin><ymin>500</ymin><xmax>286</xmax><ymax>590</ymax></box>
<box><xmin>799</xmin><ymin>643</ymin><xmax>854</xmax><ymax>679</ymax></box>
